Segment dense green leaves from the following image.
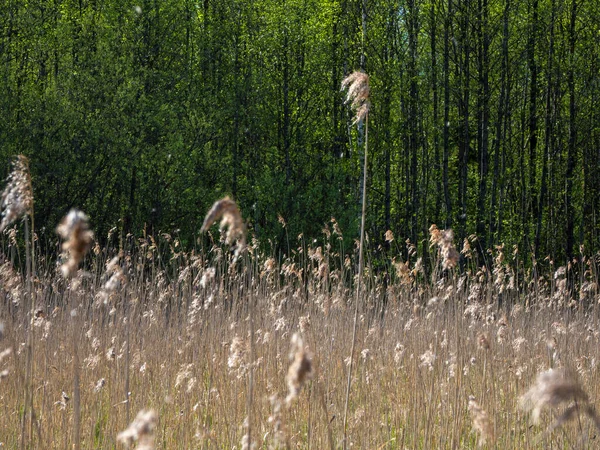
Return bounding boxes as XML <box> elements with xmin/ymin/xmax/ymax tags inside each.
<box><xmin>1</xmin><ymin>0</ymin><xmax>599</xmax><ymax>264</ymax></box>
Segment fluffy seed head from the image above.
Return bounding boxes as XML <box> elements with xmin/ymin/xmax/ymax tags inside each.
<box><xmin>429</xmin><ymin>225</ymin><xmax>459</xmax><ymax>270</ymax></box>
<box><xmin>93</xmin><ymin>378</ymin><xmax>106</xmax><ymax>393</ymax></box>
<box><xmin>520</xmin><ymin>368</ymin><xmax>588</xmax><ymax>424</ymax></box>
<box><xmin>468</xmin><ymin>396</ymin><xmax>495</xmax><ymax>447</ymax></box>
<box><xmin>200</xmin><ymin>197</ymin><xmax>246</xmax><ymax>262</ymax></box>
<box><xmin>0</xmin><ymin>261</ymin><xmax>22</xmax><ymax>300</ymax></box>
<box><xmin>341</xmin><ymin>71</ymin><xmax>370</xmax><ymax>124</ymax></box>
<box><xmin>0</xmin><ymin>347</ymin><xmax>12</xmax><ymax>365</ymax></box>
<box><xmin>0</xmin><ymin>155</ymin><xmax>33</xmax><ymax>232</ymax></box>
<box><xmin>117</xmin><ymin>409</ymin><xmax>158</xmax><ymax>449</ymax></box>
<box><xmin>285</xmin><ymin>333</ymin><xmax>313</xmax><ymax>405</ymax></box>
<box><xmin>95</xmin><ymin>255</ymin><xmax>125</xmax><ymax>306</ymax></box>
<box><xmin>385</xmin><ymin>230</ymin><xmax>394</xmax><ymax>243</ymax></box>
<box><xmin>56</xmin><ymin>209</ymin><xmax>94</xmax><ymax>277</ymax></box>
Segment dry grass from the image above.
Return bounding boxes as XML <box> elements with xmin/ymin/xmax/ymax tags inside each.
<box><xmin>1</xmin><ymin>221</ymin><xmax>600</xmax><ymax>449</ymax></box>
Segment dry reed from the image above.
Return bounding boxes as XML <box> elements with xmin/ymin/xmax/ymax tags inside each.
<box><xmin>117</xmin><ymin>409</ymin><xmax>158</xmax><ymax>449</ymax></box>
<box><xmin>520</xmin><ymin>368</ymin><xmax>588</xmax><ymax>424</ymax></box>
<box><xmin>285</xmin><ymin>333</ymin><xmax>313</xmax><ymax>405</ymax></box>
<box><xmin>56</xmin><ymin>209</ymin><xmax>94</xmax><ymax>278</ymax></box>
<box><xmin>1</xmin><ymin>167</ymin><xmax>600</xmax><ymax>448</ymax></box>
<box><xmin>340</xmin><ymin>69</ymin><xmax>371</xmax><ymax>450</ymax></box>
<box><xmin>0</xmin><ymin>155</ymin><xmax>33</xmax><ymax>232</ymax></box>
<box><xmin>468</xmin><ymin>396</ymin><xmax>495</xmax><ymax>447</ymax></box>
<box><xmin>341</xmin><ymin>71</ymin><xmax>370</xmax><ymax>125</ymax></box>
<box><xmin>200</xmin><ymin>196</ymin><xmax>246</xmax><ymax>262</ymax></box>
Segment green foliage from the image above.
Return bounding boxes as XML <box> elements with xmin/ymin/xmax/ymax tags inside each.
<box><xmin>1</xmin><ymin>0</ymin><xmax>599</xmax><ymax>264</ymax></box>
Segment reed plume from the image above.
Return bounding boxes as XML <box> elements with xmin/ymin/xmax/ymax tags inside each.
<box><xmin>429</xmin><ymin>225</ymin><xmax>459</xmax><ymax>271</ymax></box>
<box><xmin>95</xmin><ymin>255</ymin><xmax>125</xmax><ymax>306</ymax></box>
<box><xmin>520</xmin><ymin>368</ymin><xmax>588</xmax><ymax>424</ymax></box>
<box><xmin>0</xmin><ymin>346</ymin><xmax>12</xmax><ymax>381</ymax></box>
<box><xmin>468</xmin><ymin>396</ymin><xmax>494</xmax><ymax>447</ymax></box>
<box><xmin>117</xmin><ymin>409</ymin><xmax>158</xmax><ymax>449</ymax></box>
<box><xmin>341</xmin><ymin>71</ymin><xmax>370</xmax><ymax>124</ymax></box>
<box><xmin>56</xmin><ymin>209</ymin><xmax>93</xmax><ymax>278</ymax></box>
<box><xmin>520</xmin><ymin>368</ymin><xmax>600</xmax><ymax>441</ymax></box>
<box><xmin>56</xmin><ymin>209</ymin><xmax>93</xmax><ymax>450</ymax></box>
<box><xmin>0</xmin><ymin>261</ymin><xmax>22</xmax><ymax>303</ymax></box>
<box><xmin>341</xmin><ymin>69</ymin><xmax>371</xmax><ymax>450</ymax></box>
<box><xmin>0</xmin><ymin>155</ymin><xmax>33</xmax><ymax>232</ymax></box>
<box><xmin>285</xmin><ymin>333</ymin><xmax>313</xmax><ymax>405</ymax></box>
<box><xmin>202</xmin><ymin>197</ymin><xmax>252</xmax><ymax>445</ymax></box>
<box><xmin>200</xmin><ymin>196</ymin><xmax>246</xmax><ymax>262</ymax></box>
<box><xmin>2</xmin><ymin>155</ymin><xmax>37</xmax><ymax>450</ymax></box>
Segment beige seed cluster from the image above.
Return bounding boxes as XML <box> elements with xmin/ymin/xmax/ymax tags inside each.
<box><xmin>341</xmin><ymin>71</ymin><xmax>370</xmax><ymax>125</ymax></box>
<box><xmin>117</xmin><ymin>409</ymin><xmax>158</xmax><ymax>449</ymax></box>
<box><xmin>200</xmin><ymin>197</ymin><xmax>246</xmax><ymax>262</ymax></box>
<box><xmin>286</xmin><ymin>333</ymin><xmax>313</xmax><ymax>405</ymax></box>
<box><xmin>56</xmin><ymin>209</ymin><xmax>94</xmax><ymax>278</ymax></box>
<box><xmin>0</xmin><ymin>155</ymin><xmax>33</xmax><ymax>232</ymax></box>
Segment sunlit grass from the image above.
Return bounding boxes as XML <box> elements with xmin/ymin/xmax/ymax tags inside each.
<box><xmin>1</xmin><ymin>223</ymin><xmax>600</xmax><ymax>448</ymax></box>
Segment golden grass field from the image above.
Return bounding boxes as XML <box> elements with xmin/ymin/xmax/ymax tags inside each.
<box><xmin>2</xmin><ymin>217</ymin><xmax>600</xmax><ymax>449</ymax></box>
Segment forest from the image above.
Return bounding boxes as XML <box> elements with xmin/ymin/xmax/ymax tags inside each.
<box><xmin>2</xmin><ymin>0</ymin><xmax>600</xmax><ymax>266</ymax></box>
<box><xmin>5</xmin><ymin>2</ymin><xmax>600</xmax><ymax>448</ymax></box>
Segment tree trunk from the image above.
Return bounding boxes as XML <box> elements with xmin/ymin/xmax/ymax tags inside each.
<box><xmin>490</xmin><ymin>0</ymin><xmax>509</xmax><ymax>243</ymax></box>
<box><xmin>408</xmin><ymin>0</ymin><xmax>419</xmax><ymax>244</ymax></box>
<box><xmin>536</xmin><ymin>0</ymin><xmax>555</xmax><ymax>258</ymax></box>
<box><xmin>443</xmin><ymin>0</ymin><xmax>452</xmax><ymax>228</ymax></box>
<box><xmin>565</xmin><ymin>0</ymin><xmax>577</xmax><ymax>259</ymax></box>
<box><xmin>458</xmin><ymin>0</ymin><xmax>470</xmax><ymax>240</ymax></box>
<box><xmin>476</xmin><ymin>0</ymin><xmax>490</xmax><ymax>257</ymax></box>
<box><xmin>431</xmin><ymin>0</ymin><xmax>442</xmax><ymax>225</ymax></box>
<box><xmin>526</xmin><ymin>0</ymin><xmax>539</xmax><ymax>261</ymax></box>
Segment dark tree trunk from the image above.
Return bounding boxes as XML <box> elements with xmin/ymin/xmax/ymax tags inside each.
<box><xmin>476</xmin><ymin>0</ymin><xmax>490</xmax><ymax>257</ymax></box>
<box><xmin>565</xmin><ymin>0</ymin><xmax>577</xmax><ymax>259</ymax></box>
<box><xmin>283</xmin><ymin>32</ymin><xmax>291</xmax><ymax>188</ymax></box>
<box><xmin>431</xmin><ymin>0</ymin><xmax>441</xmax><ymax>224</ymax></box>
<box><xmin>490</xmin><ymin>0</ymin><xmax>510</xmax><ymax>242</ymax></box>
<box><xmin>408</xmin><ymin>0</ymin><xmax>419</xmax><ymax>244</ymax></box>
<box><xmin>457</xmin><ymin>0</ymin><xmax>470</xmax><ymax>240</ymax></box>
<box><xmin>536</xmin><ymin>0</ymin><xmax>556</xmax><ymax>258</ymax></box>
<box><xmin>443</xmin><ymin>0</ymin><xmax>452</xmax><ymax>228</ymax></box>
<box><xmin>526</xmin><ymin>0</ymin><xmax>539</xmax><ymax>261</ymax></box>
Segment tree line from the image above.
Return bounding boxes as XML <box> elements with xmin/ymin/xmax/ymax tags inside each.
<box><xmin>1</xmin><ymin>0</ymin><xmax>599</xmax><ymax>266</ymax></box>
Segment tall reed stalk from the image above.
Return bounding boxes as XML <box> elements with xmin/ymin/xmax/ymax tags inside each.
<box><xmin>199</xmin><ymin>197</ymin><xmax>249</xmax><ymax>446</ymax></box>
<box><xmin>340</xmin><ymin>71</ymin><xmax>370</xmax><ymax>450</ymax></box>
<box><xmin>56</xmin><ymin>209</ymin><xmax>93</xmax><ymax>450</ymax></box>
<box><xmin>0</xmin><ymin>156</ymin><xmax>35</xmax><ymax>449</ymax></box>
<box><xmin>246</xmin><ymin>259</ymin><xmax>255</xmax><ymax>450</ymax></box>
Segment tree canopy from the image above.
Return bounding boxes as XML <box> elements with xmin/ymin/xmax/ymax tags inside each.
<box><xmin>2</xmin><ymin>0</ymin><xmax>599</xmax><ymax>265</ymax></box>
